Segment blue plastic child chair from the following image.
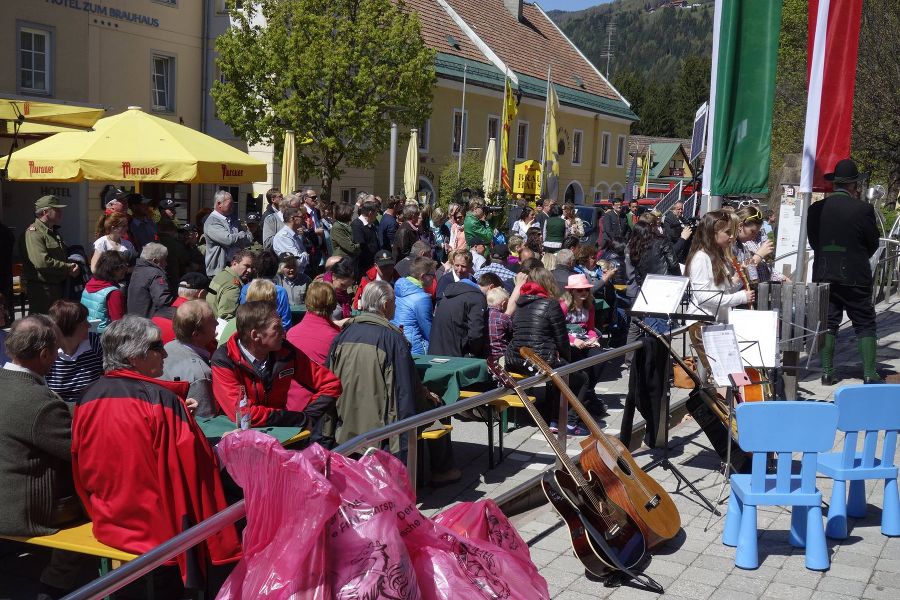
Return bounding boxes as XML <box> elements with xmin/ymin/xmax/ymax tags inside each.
<box><xmin>817</xmin><ymin>384</ymin><xmax>900</xmax><ymax>540</ymax></box>
<box><xmin>723</xmin><ymin>401</ymin><xmax>838</xmax><ymax>570</ymax></box>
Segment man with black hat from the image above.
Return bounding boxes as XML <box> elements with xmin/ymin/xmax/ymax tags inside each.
<box><xmin>808</xmin><ymin>158</ymin><xmax>882</xmax><ymax>384</ymax></box>
<box><xmin>474</xmin><ymin>244</ymin><xmax>516</xmax><ymax>291</ymax></box>
<box><xmin>20</xmin><ymin>195</ymin><xmax>80</xmax><ymax>314</ymax></box>
<box><xmin>152</xmin><ymin>272</ymin><xmax>210</xmax><ymax>344</ymax></box>
<box><xmin>352</xmin><ymin>249</ymin><xmax>399</xmax><ymax>310</ymax></box>
<box><xmin>158</xmin><ymin>198</ymin><xmax>180</xmax><ymax>230</ymax></box>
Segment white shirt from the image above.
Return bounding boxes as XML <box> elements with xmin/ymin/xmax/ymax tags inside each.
<box><xmin>686</xmin><ymin>250</ymin><xmax>749</xmax><ymax>322</ymax></box>
<box><xmin>272</xmin><ymin>225</ymin><xmax>310</xmax><ymax>269</ymax></box>
<box><xmin>471</xmin><ymin>250</ymin><xmax>486</xmax><ymax>272</ymax></box>
<box><xmin>93</xmin><ymin>236</ymin><xmax>136</xmax><ymax>261</ymax></box>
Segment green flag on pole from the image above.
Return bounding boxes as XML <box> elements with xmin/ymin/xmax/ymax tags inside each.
<box><xmin>703</xmin><ymin>1</ymin><xmax>783</xmax><ymax>196</ymax></box>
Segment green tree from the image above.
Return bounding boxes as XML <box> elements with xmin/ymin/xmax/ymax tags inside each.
<box><xmin>853</xmin><ymin>0</ymin><xmax>900</xmax><ymax>201</ymax></box>
<box><xmin>768</xmin><ymin>0</ymin><xmax>807</xmax><ymax>192</ymax></box>
<box><xmin>212</xmin><ymin>0</ymin><xmax>436</xmax><ymax>201</ymax></box>
<box><xmin>438</xmin><ymin>151</ymin><xmax>485</xmax><ymax>209</ymax></box>
<box><xmin>672</xmin><ymin>55</ymin><xmax>711</xmax><ymax>138</ymax></box>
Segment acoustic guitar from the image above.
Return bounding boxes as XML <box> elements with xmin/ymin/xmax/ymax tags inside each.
<box><xmin>518</xmin><ymin>348</ymin><xmax>681</xmax><ymax>549</ymax></box>
<box><xmin>486</xmin><ymin>358</ymin><xmax>647</xmax><ymax>579</ymax></box>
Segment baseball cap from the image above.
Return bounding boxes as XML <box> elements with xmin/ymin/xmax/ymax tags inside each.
<box><xmin>245</xmin><ymin>212</ymin><xmax>261</xmax><ymax>224</ymax></box>
<box><xmin>178</xmin><ymin>272</ymin><xmax>210</xmax><ymax>291</ymax></box>
<box><xmin>34</xmin><ymin>195</ymin><xmax>67</xmax><ymax>211</ymax></box>
<box><xmin>490</xmin><ymin>244</ymin><xmax>510</xmax><ymax>260</ymax></box>
<box><xmin>374</xmin><ymin>249</ymin><xmax>395</xmax><ymax>267</ymax></box>
<box><xmin>160</xmin><ymin>198</ymin><xmax>179</xmax><ymax>210</ymax></box>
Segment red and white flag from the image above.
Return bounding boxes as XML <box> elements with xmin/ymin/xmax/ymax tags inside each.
<box><xmin>800</xmin><ymin>0</ymin><xmax>863</xmax><ymax>193</ymax></box>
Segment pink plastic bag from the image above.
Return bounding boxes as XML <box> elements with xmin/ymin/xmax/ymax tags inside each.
<box><xmin>356</xmin><ymin>451</ymin><xmax>551</xmax><ymax>600</ymax></box>
<box><xmin>216</xmin><ymin>431</ymin><xmax>339</xmax><ymax>600</ymax></box>
<box><xmin>304</xmin><ymin>445</ymin><xmax>421</xmax><ymax>599</ymax></box>
<box><xmin>434</xmin><ymin>499</ymin><xmax>531</xmax><ymax>561</ymax></box>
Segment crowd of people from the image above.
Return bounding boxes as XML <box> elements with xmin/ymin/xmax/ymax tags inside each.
<box><xmin>0</xmin><ymin>178</ymin><xmax>825</xmax><ymax>598</ymax></box>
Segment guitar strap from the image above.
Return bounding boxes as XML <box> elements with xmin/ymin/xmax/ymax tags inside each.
<box><xmin>579</xmin><ymin>514</ymin><xmax>665</xmax><ymax>594</ymax></box>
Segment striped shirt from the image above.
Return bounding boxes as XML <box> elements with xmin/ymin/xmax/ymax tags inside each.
<box><xmin>46</xmin><ymin>332</ymin><xmax>104</xmax><ymax>403</ymax></box>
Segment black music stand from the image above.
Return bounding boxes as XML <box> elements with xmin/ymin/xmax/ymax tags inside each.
<box><xmin>627</xmin><ymin>282</ymin><xmax>724</xmax><ymax>515</ymax></box>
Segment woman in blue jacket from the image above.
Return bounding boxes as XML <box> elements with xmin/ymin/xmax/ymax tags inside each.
<box><xmin>391</xmin><ymin>256</ymin><xmax>437</xmax><ymax>354</ymax></box>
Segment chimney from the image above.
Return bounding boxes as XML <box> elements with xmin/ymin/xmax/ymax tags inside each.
<box><xmin>504</xmin><ymin>0</ymin><xmax>523</xmax><ymax>22</ymax></box>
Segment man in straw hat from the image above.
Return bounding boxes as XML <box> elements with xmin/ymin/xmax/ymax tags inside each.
<box><xmin>808</xmin><ymin>158</ymin><xmax>882</xmax><ymax>384</ymax></box>
<box><xmin>20</xmin><ymin>195</ymin><xmax>81</xmax><ymax>314</ymax></box>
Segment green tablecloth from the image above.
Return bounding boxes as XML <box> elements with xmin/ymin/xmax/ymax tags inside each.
<box><xmin>413</xmin><ymin>355</ymin><xmax>492</xmax><ymax>404</ymax></box>
<box><xmin>196</xmin><ymin>415</ymin><xmax>309</xmax><ymax>446</ymax></box>
<box><xmin>290</xmin><ymin>305</ymin><xmax>306</xmax><ymax>326</ymax></box>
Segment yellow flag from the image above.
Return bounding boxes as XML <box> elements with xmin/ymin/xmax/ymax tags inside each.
<box><xmin>545</xmin><ymin>84</ymin><xmax>560</xmax><ymax>177</ymax></box>
<box><xmin>500</xmin><ymin>78</ymin><xmax>518</xmax><ymax>193</ymax></box>
<box><xmin>638</xmin><ymin>146</ymin><xmax>651</xmax><ymax>197</ymax></box>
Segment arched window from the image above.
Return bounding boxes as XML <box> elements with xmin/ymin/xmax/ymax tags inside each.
<box><xmin>564</xmin><ymin>181</ymin><xmax>585</xmax><ymax>205</ymax></box>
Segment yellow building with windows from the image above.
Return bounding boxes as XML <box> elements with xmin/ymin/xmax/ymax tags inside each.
<box><xmin>301</xmin><ymin>0</ymin><xmax>637</xmax><ymax>206</ymax></box>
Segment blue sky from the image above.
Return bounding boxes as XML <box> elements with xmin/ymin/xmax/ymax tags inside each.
<box><xmin>537</xmin><ymin>0</ymin><xmax>609</xmax><ymax>11</ymax></box>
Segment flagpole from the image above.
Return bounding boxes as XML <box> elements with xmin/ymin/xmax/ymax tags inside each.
<box><xmin>457</xmin><ymin>65</ymin><xmax>468</xmax><ymax>184</ymax></box>
<box><xmin>540</xmin><ymin>65</ymin><xmax>551</xmax><ymax>198</ymax></box>
<box><xmin>498</xmin><ymin>69</ymin><xmax>508</xmax><ymax>192</ymax></box>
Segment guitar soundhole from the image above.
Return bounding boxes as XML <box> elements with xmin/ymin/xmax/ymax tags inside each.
<box><xmin>616</xmin><ymin>457</ymin><xmax>633</xmax><ymax>477</ymax></box>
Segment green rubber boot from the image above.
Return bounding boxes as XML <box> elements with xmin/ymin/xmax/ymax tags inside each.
<box><xmin>859</xmin><ymin>336</ymin><xmax>883</xmax><ymax>383</ymax></box>
<box><xmin>820</xmin><ymin>332</ymin><xmax>836</xmax><ymax>385</ymax></box>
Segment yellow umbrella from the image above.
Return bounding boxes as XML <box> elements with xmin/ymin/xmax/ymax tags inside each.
<box><xmin>404</xmin><ymin>128</ymin><xmax>419</xmax><ymax>201</ymax></box>
<box><xmin>483</xmin><ymin>137</ymin><xmax>498</xmax><ymax>196</ymax></box>
<box><xmin>1</xmin><ymin>106</ymin><xmax>266</xmax><ymax>183</ymax></box>
<box><xmin>280</xmin><ymin>130</ymin><xmax>297</xmax><ymax>194</ymax></box>
<box><xmin>0</xmin><ymin>95</ymin><xmax>104</xmax><ymax>133</ymax></box>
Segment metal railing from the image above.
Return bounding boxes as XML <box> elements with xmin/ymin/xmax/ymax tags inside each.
<box><xmin>62</xmin><ymin>334</ymin><xmax>683</xmax><ymax>600</ymax></box>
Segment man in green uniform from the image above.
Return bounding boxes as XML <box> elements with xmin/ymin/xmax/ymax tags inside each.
<box><xmin>207</xmin><ymin>249</ymin><xmax>255</xmax><ymax>321</ymax></box>
<box><xmin>20</xmin><ymin>196</ymin><xmax>79</xmax><ymax>315</ymax></box>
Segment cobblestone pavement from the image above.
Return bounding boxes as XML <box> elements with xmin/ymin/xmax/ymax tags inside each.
<box><xmin>418</xmin><ymin>298</ymin><xmax>900</xmax><ymax>599</ymax></box>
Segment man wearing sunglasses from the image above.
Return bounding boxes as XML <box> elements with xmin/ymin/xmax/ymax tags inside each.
<box><xmin>808</xmin><ymin>158</ymin><xmax>882</xmax><ymax>384</ymax></box>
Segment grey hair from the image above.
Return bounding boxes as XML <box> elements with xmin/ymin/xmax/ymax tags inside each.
<box><xmin>556</xmin><ymin>249</ymin><xmax>575</xmax><ymax>268</ymax></box>
<box><xmin>359</xmin><ymin>280</ymin><xmax>394</xmax><ymax>316</ymax></box>
<box><xmin>213</xmin><ymin>189</ymin><xmax>232</xmax><ymax>206</ymax></box>
<box><xmin>283</xmin><ymin>192</ymin><xmax>303</xmax><ymax>209</ymax></box>
<box><xmin>177</xmin><ymin>287</ymin><xmax>204</xmax><ymax>299</ymax></box>
<box><xmin>101</xmin><ymin>315</ymin><xmax>162</xmax><ymax>372</ymax></box>
<box><xmin>355</xmin><ymin>191</ymin><xmax>369</xmax><ymax>204</ymax></box>
<box><xmin>5</xmin><ymin>315</ymin><xmax>59</xmax><ymax>360</ymax></box>
<box><xmin>402</xmin><ymin>204</ymin><xmax>420</xmax><ymax>220</ymax></box>
<box><xmin>140</xmin><ymin>242</ymin><xmax>168</xmax><ymax>263</ymax></box>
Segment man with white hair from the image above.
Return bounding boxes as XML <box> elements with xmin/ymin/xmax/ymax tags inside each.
<box><xmin>127</xmin><ymin>242</ymin><xmax>174</xmax><ymax>318</ymax></box>
<box><xmin>151</xmin><ymin>272</ymin><xmax>209</xmax><ymax>344</ymax></box>
<box><xmin>203</xmin><ymin>190</ymin><xmax>253</xmax><ymax>276</ymax></box>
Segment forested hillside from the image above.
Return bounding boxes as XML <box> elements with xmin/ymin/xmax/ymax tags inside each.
<box><xmin>549</xmin><ymin>1</ymin><xmax>714</xmax><ymax>138</ymax></box>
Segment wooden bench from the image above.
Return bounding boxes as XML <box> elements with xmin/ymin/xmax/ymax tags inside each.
<box><xmin>418</xmin><ymin>423</ymin><xmax>453</xmax><ymax>440</ymax></box>
<box><xmin>1</xmin><ymin>522</ymin><xmax>145</xmax><ymax>599</ymax></box>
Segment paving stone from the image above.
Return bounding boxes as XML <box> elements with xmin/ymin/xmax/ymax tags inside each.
<box><xmin>827</xmin><ymin>562</ymin><xmax>876</xmax><ymax>583</ymax></box>
<box><xmin>532</xmin><ymin>534</ymin><xmax>575</xmax><ymax>554</ymax></box>
<box><xmin>564</xmin><ymin>575</ymin><xmax>616</xmax><ymax>596</ymax></box>
<box><xmin>831</xmin><ymin>548</ymin><xmax>879</xmax><ymax>568</ymax></box>
<box><xmin>863</xmin><ymin>583</ymin><xmax>900</xmax><ymax>599</ymax></box>
<box><xmin>537</xmin><ymin>566</ymin><xmax>580</xmax><ymax>588</ymax></box>
<box><xmin>679</xmin><ymin>565</ymin><xmax>728</xmax><ymax>587</ymax></box>
<box><xmin>608</xmin><ymin>584</ymin><xmax>668</xmax><ymax>600</ymax></box>
<box><xmin>692</xmin><ymin>553</ymin><xmax>737</xmax><ymax>573</ymax></box>
<box><xmin>644</xmin><ymin>558</ymin><xmax>688</xmax><ymax>579</ymax></box>
<box><xmin>664</xmin><ymin>578</ymin><xmax>716</xmax><ymax>600</ymax></box>
<box><xmin>762</xmin><ymin>581</ymin><xmax>815</xmax><ymax>600</ymax></box>
<box><xmin>875</xmin><ymin>557</ymin><xmax>900</xmax><ymax>573</ymax></box>
<box><xmin>871</xmin><ymin>569</ymin><xmax>900</xmax><ymax>589</ymax></box>
<box><xmin>810</xmin><ymin>591</ymin><xmax>861</xmax><ymax>600</ymax></box>
<box><xmin>654</xmin><ymin>548</ymin><xmax>700</xmax><ymax>566</ymax></box>
<box><xmin>815</xmin><ymin>575</ymin><xmax>867</xmax><ymax>597</ymax></box>
<box><xmin>527</xmin><ymin>547</ymin><xmax>560</xmax><ymax>568</ymax></box>
<box><xmin>720</xmin><ymin>572</ymin><xmax>771</xmax><ymax>596</ymax></box>
<box><xmin>772</xmin><ymin>566</ymin><xmax>822</xmax><ymax>589</ymax></box>
<box><xmin>708</xmin><ymin>589</ymin><xmax>759</xmax><ymax>600</ymax></box>
<box><xmin>555</xmin><ymin>590</ymin><xmax>599</xmax><ymax>600</ymax></box>
<box><xmin>547</xmin><ymin>553</ymin><xmax>589</xmax><ymax>575</ymax></box>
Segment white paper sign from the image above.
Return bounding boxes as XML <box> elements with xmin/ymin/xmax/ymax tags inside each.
<box><xmin>701</xmin><ymin>324</ymin><xmax>745</xmax><ymax>387</ymax></box>
<box><xmin>729</xmin><ymin>309</ymin><xmax>779</xmax><ymax>368</ymax></box>
<box><xmin>631</xmin><ymin>275</ymin><xmax>690</xmax><ymax>316</ymax></box>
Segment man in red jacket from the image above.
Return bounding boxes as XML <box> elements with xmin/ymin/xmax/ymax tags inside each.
<box><xmin>211</xmin><ymin>301</ymin><xmax>341</xmax><ymax>433</ymax></box>
<box><xmin>352</xmin><ymin>249</ymin><xmax>399</xmax><ymax>310</ymax></box>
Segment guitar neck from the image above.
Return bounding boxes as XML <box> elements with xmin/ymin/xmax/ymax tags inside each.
<box><xmin>504</xmin><ymin>380</ymin><xmax>593</xmax><ymax>490</ymax></box>
<box><xmin>544</xmin><ymin>370</ymin><xmax>613</xmax><ymax>448</ymax></box>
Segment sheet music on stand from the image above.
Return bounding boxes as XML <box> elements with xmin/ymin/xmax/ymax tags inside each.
<box><xmin>631</xmin><ymin>275</ymin><xmax>690</xmax><ymax>318</ymax></box>
<box><xmin>701</xmin><ymin>324</ymin><xmax>744</xmax><ymax>387</ymax></box>
<box><xmin>729</xmin><ymin>309</ymin><xmax>779</xmax><ymax>368</ymax></box>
